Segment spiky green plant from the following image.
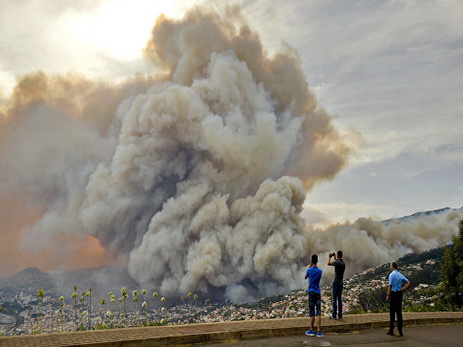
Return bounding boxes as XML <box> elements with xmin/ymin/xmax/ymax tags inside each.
<box><xmin>140</xmin><ymin>289</ymin><xmax>147</xmax><ymax>325</ymax></box>
<box><xmin>108</xmin><ymin>292</ymin><xmax>117</xmax><ymax>328</ymax></box>
<box><xmin>87</xmin><ymin>288</ymin><xmax>94</xmax><ymax>330</ymax></box>
<box><xmin>121</xmin><ymin>288</ymin><xmax>128</xmax><ymax>327</ymax></box>
<box><xmin>141</xmin><ymin>301</ymin><xmax>148</xmax><ymax>326</ymax></box>
<box><xmin>132</xmin><ymin>293</ymin><xmax>139</xmax><ymax>326</ymax></box>
<box><xmin>99</xmin><ymin>299</ymin><xmax>107</xmax><ymax>328</ymax></box>
<box><xmin>71</xmin><ymin>286</ymin><xmax>79</xmax><ymax>330</ymax></box>
<box><xmin>80</xmin><ymin>311</ymin><xmax>88</xmax><ymax>330</ymax></box>
<box><xmin>58</xmin><ymin>296</ymin><xmax>65</xmax><ymax>332</ymax></box>
<box><xmin>118</xmin><ymin>298</ymin><xmax>123</xmax><ymax>327</ymax></box>
<box><xmin>161</xmin><ymin>307</ymin><xmax>167</xmax><ymax>325</ymax></box>
<box><xmin>36</xmin><ymin>289</ymin><xmax>45</xmax><ymax>334</ymax></box>
<box><xmin>152</xmin><ymin>292</ymin><xmax>159</xmax><ymax>321</ymax></box>
<box><xmin>105</xmin><ymin>310</ymin><xmax>113</xmax><ymax>329</ymax></box>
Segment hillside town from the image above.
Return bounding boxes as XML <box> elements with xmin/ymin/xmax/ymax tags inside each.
<box><xmin>0</xmin><ymin>250</ymin><xmax>443</xmax><ymax>336</ymax></box>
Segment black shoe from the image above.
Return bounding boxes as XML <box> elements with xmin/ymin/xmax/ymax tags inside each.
<box><xmin>338</xmin><ymin>317</ymin><xmax>343</xmax><ymax>320</ymax></box>
<box><xmin>329</xmin><ymin>315</ymin><xmax>336</xmax><ymax>319</ymax></box>
<box><xmin>386</xmin><ymin>331</ymin><xmax>394</xmax><ymax>336</ymax></box>
<box><xmin>398</xmin><ymin>331</ymin><xmax>403</xmax><ymax>336</ymax></box>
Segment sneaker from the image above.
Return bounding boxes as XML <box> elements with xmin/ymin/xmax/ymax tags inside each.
<box><xmin>316</xmin><ymin>331</ymin><xmax>324</xmax><ymax>338</ymax></box>
<box><xmin>386</xmin><ymin>331</ymin><xmax>394</xmax><ymax>336</ymax></box>
<box><xmin>329</xmin><ymin>315</ymin><xmax>336</xmax><ymax>319</ymax></box>
<box><xmin>338</xmin><ymin>317</ymin><xmax>343</xmax><ymax>320</ymax></box>
<box><xmin>305</xmin><ymin>329</ymin><xmax>315</xmax><ymax>337</ymax></box>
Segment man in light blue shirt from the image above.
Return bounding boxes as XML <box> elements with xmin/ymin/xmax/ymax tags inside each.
<box><xmin>386</xmin><ymin>261</ymin><xmax>410</xmax><ymax>336</ymax></box>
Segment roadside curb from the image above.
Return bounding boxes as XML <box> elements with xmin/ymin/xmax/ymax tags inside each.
<box><xmin>1</xmin><ymin>312</ymin><xmax>462</xmax><ymax>346</ymax></box>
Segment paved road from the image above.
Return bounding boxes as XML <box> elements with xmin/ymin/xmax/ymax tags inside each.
<box><xmin>199</xmin><ymin>323</ymin><xmax>463</xmax><ymax>346</ymax></box>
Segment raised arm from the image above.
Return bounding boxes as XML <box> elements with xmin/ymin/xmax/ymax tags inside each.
<box><xmin>327</xmin><ymin>252</ymin><xmax>334</xmax><ymax>266</ymax></box>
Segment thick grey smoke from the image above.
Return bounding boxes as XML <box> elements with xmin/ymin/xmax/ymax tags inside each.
<box><xmin>308</xmin><ymin>208</ymin><xmax>463</xmax><ymax>285</ymax></box>
<box><xmin>80</xmin><ymin>7</ymin><xmax>350</xmax><ymax>300</ymax></box>
<box><xmin>0</xmin><ymin>6</ymin><xmax>459</xmax><ymax>302</ymax></box>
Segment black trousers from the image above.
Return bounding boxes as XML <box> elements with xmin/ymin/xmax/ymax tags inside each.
<box><xmin>389</xmin><ymin>291</ymin><xmax>403</xmax><ymax>333</ymax></box>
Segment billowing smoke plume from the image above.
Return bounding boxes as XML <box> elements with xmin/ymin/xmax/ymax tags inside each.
<box><xmin>0</xmin><ymin>6</ymin><xmax>460</xmax><ymax>302</ymax></box>
<box><xmin>307</xmin><ymin>208</ymin><xmax>463</xmax><ymax>282</ymax></box>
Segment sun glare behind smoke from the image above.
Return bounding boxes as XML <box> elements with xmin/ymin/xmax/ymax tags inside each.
<box><xmin>63</xmin><ymin>0</ymin><xmax>186</xmax><ymax>61</ymax></box>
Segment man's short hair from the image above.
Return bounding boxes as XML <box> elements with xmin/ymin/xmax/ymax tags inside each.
<box><xmin>390</xmin><ymin>261</ymin><xmax>398</xmax><ymax>269</ymax></box>
<box><xmin>311</xmin><ymin>254</ymin><xmax>318</xmax><ymax>264</ymax></box>
<box><xmin>337</xmin><ymin>250</ymin><xmax>343</xmax><ymax>258</ymax></box>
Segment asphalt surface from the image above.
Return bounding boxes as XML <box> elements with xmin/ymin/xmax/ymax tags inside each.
<box><xmin>198</xmin><ymin>323</ymin><xmax>463</xmax><ymax>347</ymax></box>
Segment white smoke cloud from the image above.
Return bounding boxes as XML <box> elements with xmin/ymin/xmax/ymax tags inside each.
<box><xmin>0</xmin><ymin>5</ymin><xmax>460</xmax><ymax>302</ymax></box>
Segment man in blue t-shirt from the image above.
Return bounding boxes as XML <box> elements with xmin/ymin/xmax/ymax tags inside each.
<box><xmin>386</xmin><ymin>261</ymin><xmax>410</xmax><ymax>336</ymax></box>
<box><xmin>305</xmin><ymin>254</ymin><xmax>324</xmax><ymax>338</ymax></box>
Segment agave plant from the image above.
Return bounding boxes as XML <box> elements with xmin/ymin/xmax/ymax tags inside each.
<box><xmin>140</xmin><ymin>289</ymin><xmax>148</xmax><ymax>325</ymax></box>
<box><xmin>141</xmin><ymin>301</ymin><xmax>148</xmax><ymax>326</ymax></box>
<box><xmin>105</xmin><ymin>310</ymin><xmax>113</xmax><ymax>328</ymax></box>
<box><xmin>160</xmin><ymin>307</ymin><xmax>167</xmax><ymax>325</ymax></box>
<box><xmin>80</xmin><ymin>311</ymin><xmax>88</xmax><ymax>330</ymax></box>
<box><xmin>87</xmin><ymin>288</ymin><xmax>94</xmax><ymax>330</ymax></box>
<box><xmin>120</xmin><ymin>288</ymin><xmax>128</xmax><ymax>327</ymax></box>
<box><xmin>71</xmin><ymin>286</ymin><xmax>79</xmax><ymax>330</ymax></box>
<box><xmin>152</xmin><ymin>292</ymin><xmax>159</xmax><ymax>321</ymax></box>
<box><xmin>132</xmin><ymin>290</ymin><xmax>139</xmax><ymax>326</ymax></box>
<box><xmin>36</xmin><ymin>289</ymin><xmax>45</xmax><ymax>334</ymax></box>
<box><xmin>98</xmin><ymin>299</ymin><xmax>106</xmax><ymax>328</ymax></box>
<box><xmin>58</xmin><ymin>296</ymin><xmax>65</xmax><ymax>332</ymax></box>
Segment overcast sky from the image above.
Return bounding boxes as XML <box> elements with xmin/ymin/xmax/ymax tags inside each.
<box><xmin>1</xmin><ymin>0</ymin><xmax>462</xmax><ymax>227</ymax></box>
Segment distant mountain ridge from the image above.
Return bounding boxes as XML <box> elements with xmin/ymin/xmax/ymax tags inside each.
<box><xmin>0</xmin><ymin>267</ymin><xmax>53</xmax><ymax>294</ymax></box>
<box><xmin>380</xmin><ymin>206</ymin><xmax>458</xmax><ymax>226</ymax></box>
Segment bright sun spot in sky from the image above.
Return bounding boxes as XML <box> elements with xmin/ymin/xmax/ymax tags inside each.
<box><xmin>62</xmin><ymin>0</ymin><xmax>186</xmax><ymax>61</ymax></box>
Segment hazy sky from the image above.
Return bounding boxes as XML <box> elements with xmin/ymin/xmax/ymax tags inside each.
<box><xmin>1</xmin><ymin>0</ymin><xmax>462</xmax><ymax>228</ymax></box>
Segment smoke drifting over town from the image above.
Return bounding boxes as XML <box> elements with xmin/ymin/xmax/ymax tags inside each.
<box><xmin>0</xmin><ymin>6</ymin><xmax>461</xmax><ymax>302</ymax></box>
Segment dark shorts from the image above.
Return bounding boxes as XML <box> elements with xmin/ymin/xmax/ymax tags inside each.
<box><xmin>308</xmin><ymin>292</ymin><xmax>321</xmax><ymax>317</ymax></box>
